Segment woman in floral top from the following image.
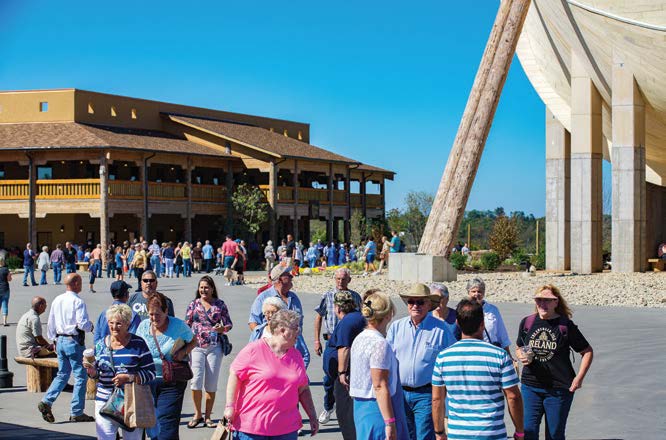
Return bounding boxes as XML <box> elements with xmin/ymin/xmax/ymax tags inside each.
<box><xmin>185</xmin><ymin>275</ymin><xmax>233</xmax><ymax>428</ymax></box>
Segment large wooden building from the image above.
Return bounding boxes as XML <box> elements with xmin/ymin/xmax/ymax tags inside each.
<box><xmin>0</xmin><ymin>89</ymin><xmax>393</xmax><ymax>250</ymax></box>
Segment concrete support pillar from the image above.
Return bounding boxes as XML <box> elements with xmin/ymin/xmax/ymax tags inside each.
<box><xmin>611</xmin><ymin>54</ymin><xmax>646</xmax><ymax>272</ymax></box>
<box><xmin>226</xmin><ymin>162</ymin><xmax>234</xmax><ymax>235</ymax></box>
<box><xmin>344</xmin><ymin>168</ymin><xmax>351</xmax><ymax>243</ymax></box>
<box><xmin>293</xmin><ymin>160</ymin><xmax>299</xmax><ymax>241</ymax></box>
<box><xmin>570</xmin><ymin>54</ymin><xmax>603</xmax><ymax>273</ymax></box>
<box><xmin>327</xmin><ymin>163</ymin><xmax>334</xmax><ymax>241</ymax></box>
<box><xmin>185</xmin><ymin>157</ymin><xmax>192</xmax><ymax>243</ymax></box>
<box><xmin>268</xmin><ymin>161</ymin><xmax>278</xmax><ymax>245</ymax></box>
<box><xmin>27</xmin><ymin>155</ymin><xmax>37</xmax><ymax>245</ymax></box>
<box><xmin>545</xmin><ymin>109</ymin><xmax>571</xmax><ymax>271</ymax></box>
<box><xmin>99</xmin><ymin>152</ymin><xmax>109</xmax><ymax>266</ymax></box>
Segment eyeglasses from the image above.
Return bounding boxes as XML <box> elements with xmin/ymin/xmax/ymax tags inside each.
<box><xmin>407</xmin><ymin>299</ymin><xmax>426</xmax><ymax>306</ymax></box>
<box><xmin>535</xmin><ymin>298</ymin><xmax>556</xmax><ymax>303</ymax></box>
<box><xmin>142</xmin><ymin>279</ymin><xmax>156</xmax><ymax>283</ymax></box>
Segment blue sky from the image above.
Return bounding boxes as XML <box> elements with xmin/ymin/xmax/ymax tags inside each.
<box><xmin>1</xmin><ymin>0</ymin><xmax>553</xmax><ymax>216</ymax></box>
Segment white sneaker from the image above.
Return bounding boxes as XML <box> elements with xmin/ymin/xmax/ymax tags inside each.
<box><xmin>318</xmin><ymin>408</ymin><xmax>334</xmax><ymax>425</ymax></box>
<box><xmin>362</xmin><ymin>271</ymin><xmax>368</xmax><ymax>277</ymax></box>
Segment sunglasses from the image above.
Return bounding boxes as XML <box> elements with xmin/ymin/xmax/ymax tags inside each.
<box><xmin>407</xmin><ymin>299</ymin><xmax>426</xmax><ymax>306</ymax></box>
<box><xmin>142</xmin><ymin>279</ymin><xmax>157</xmax><ymax>283</ymax></box>
<box><xmin>535</xmin><ymin>298</ymin><xmax>556</xmax><ymax>302</ymax></box>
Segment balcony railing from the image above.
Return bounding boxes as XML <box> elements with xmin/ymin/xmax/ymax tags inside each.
<box><xmin>0</xmin><ymin>180</ymin><xmax>29</xmax><ymax>200</ymax></box>
<box><xmin>0</xmin><ymin>180</ymin><xmax>382</xmax><ymax>208</ymax></box>
<box><xmin>258</xmin><ymin>185</ymin><xmax>383</xmax><ymax>208</ymax></box>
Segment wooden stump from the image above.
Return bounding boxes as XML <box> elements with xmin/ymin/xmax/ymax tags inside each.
<box><xmin>26</xmin><ymin>363</ymin><xmax>53</xmax><ymax>392</ymax></box>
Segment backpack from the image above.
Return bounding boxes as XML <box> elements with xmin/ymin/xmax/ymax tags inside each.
<box><xmin>522</xmin><ymin>313</ymin><xmax>569</xmax><ymax>338</ymax></box>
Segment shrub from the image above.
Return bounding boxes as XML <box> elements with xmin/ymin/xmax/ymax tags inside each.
<box><xmin>348</xmin><ymin>261</ymin><xmax>365</xmax><ymax>274</ymax></box>
<box><xmin>449</xmin><ymin>252</ymin><xmax>467</xmax><ymax>270</ymax></box>
<box><xmin>7</xmin><ymin>255</ymin><xmax>21</xmax><ymax>270</ymax></box>
<box><xmin>470</xmin><ymin>258</ymin><xmax>483</xmax><ymax>270</ymax></box>
<box><xmin>532</xmin><ymin>248</ymin><xmax>545</xmax><ymax>270</ymax></box>
<box><xmin>489</xmin><ymin>215</ymin><xmax>518</xmax><ymax>261</ymax></box>
<box><xmin>481</xmin><ymin>252</ymin><xmax>501</xmax><ymax>271</ymax></box>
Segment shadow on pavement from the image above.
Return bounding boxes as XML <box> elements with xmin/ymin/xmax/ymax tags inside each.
<box><xmin>0</xmin><ymin>422</ymin><xmax>95</xmax><ymax>439</ymax></box>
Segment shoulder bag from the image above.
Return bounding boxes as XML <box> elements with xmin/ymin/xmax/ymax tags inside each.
<box><xmin>151</xmin><ymin>325</ymin><xmax>193</xmax><ymax>383</ymax></box>
<box><xmin>99</xmin><ymin>339</ymin><xmax>135</xmax><ymax>431</ymax></box>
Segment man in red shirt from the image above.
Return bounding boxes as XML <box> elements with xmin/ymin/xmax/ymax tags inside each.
<box><xmin>221</xmin><ymin>235</ymin><xmax>238</xmax><ymax>269</ymax></box>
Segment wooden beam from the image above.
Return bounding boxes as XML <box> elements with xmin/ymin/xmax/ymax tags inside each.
<box><xmin>269</xmin><ymin>161</ymin><xmax>278</xmax><ymax>245</ymax></box>
<box><xmin>99</xmin><ymin>152</ymin><xmax>109</xmax><ymax>264</ymax></box>
<box><xmin>419</xmin><ymin>0</ymin><xmax>531</xmax><ymax>256</ymax></box>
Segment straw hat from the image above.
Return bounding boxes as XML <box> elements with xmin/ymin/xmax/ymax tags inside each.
<box><xmin>399</xmin><ymin>283</ymin><xmax>441</xmax><ymax>311</ymax></box>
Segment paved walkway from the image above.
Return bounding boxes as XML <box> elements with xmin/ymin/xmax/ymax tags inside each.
<box><xmin>0</xmin><ymin>272</ymin><xmax>664</xmax><ymax>439</ymax></box>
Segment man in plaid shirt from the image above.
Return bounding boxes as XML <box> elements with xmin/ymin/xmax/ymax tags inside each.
<box><xmin>313</xmin><ymin>267</ymin><xmax>362</xmax><ymax>425</ymax></box>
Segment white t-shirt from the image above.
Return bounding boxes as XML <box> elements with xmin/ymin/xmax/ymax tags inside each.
<box><xmin>349</xmin><ymin>328</ymin><xmax>399</xmax><ymax>399</ymax></box>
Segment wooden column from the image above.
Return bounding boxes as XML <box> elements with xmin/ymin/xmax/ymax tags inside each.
<box><xmin>27</xmin><ymin>155</ymin><xmax>37</xmax><ymax>245</ymax></box>
<box><xmin>344</xmin><ymin>167</ymin><xmax>351</xmax><ymax>242</ymax></box>
<box><xmin>141</xmin><ymin>156</ymin><xmax>151</xmax><ymax>240</ymax></box>
<box><xmin>418</xmin><ymin>0</ymin><xmax>531</xmax><ymax>256</ymax></box>
<box><xmin>268</xmin><ymin>161</ymin><xmax>278</xmax><ymax>245</ymax></box>
<box><xmin>185</xmin><ymin>157</ymin><xmax>192</xmax><ymax>242</ymax></box>
<box><xmin>292</xmin><ymin>160</ymin><xmax>299</xmax><ymax>241</ymax></box>
<box><xmin>360</xmin><ymin>172</ymin><xmax>367</xmax><ymax>220</ymax></box>
<box><xmin>99</xmin><ymin>152</ymin><xmax>109</xmax><ymax>264</ymax></box>
<box><xmin>379</xmin><ymin>178</ymin><xmax>386</xmax><ymax>220</ymax></box>
<box><xmin>327</xmin><ymin>163</ymin><xmax>334</xmax><ymax>241</ymax></box>
<box><xmin>226</xmin><ymin>162</ymin><xmax>234</xmax><ymax>235</ymax></box>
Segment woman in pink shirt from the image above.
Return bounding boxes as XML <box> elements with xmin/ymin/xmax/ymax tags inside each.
<box><xmin>224</xmin><ymin>309</ymin><xmax>319</xmax><ymax>439</ymax></box>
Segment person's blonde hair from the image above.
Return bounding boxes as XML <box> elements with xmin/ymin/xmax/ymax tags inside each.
<box><xmin>534</xmin><ymin>284</ymin><xmax>572</xmax><ymax>318</ymax></box>
<box><xmin>361</xmin><ymin>291</ymin><xmax>394</xmax><ymax>325</ymax></box>
<box><xmin>0</xmin><ymin>257</ymin><xmax>5</xmax><ymax>267</ymax></box>
<box><xmin>105</xmin><ymin>303</ymin><xmax>133</xmax><ymax>326</ymax></box>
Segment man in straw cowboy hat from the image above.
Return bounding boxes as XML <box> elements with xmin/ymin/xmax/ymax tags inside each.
<box><xmin>386</xmin><ymin>283</ymin><xmax>456</xmax><ymax>440</ymax></box>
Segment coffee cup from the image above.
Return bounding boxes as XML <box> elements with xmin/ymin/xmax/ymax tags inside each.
<box><xmin>83</xmin><ymin>348</ymin><xmax>95</xmax><ymax>365</ymax></box>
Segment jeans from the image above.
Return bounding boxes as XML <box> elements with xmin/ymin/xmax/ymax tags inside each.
<box><xmin>150</xmin><ymin>256</ymin><xmax>161</xmax><ymax>277</ymax></box>
<box><xmin>43</xmin><ymin>336</ymin><xmax>86</xmax><ymax>416</ymax></box>
<box><xmin>233</xmin><ymin>432</ymin><xmax>298</xmax><ymax>440</ymax></box>
<box><xmin>96</xmin><ymin>261</ymin><xmax>102</xmax><ymax>278</ymax></box>
<box><xmin>322</xmin><ymin>340</ymin><xmax>335</xmax><ymax>411</ymax></box>
<box><xmin>53</xmin><ymin>264</ymin><xmax>63</xmax><ymax>284</ymax></box>
<box><xmin>183</xmin><ymin>259</ymin><xmax>192</xmax><ymax>277</ymax></box>
<box><xmin>134</xmin><ymin>268</ymin><xmax>144</xmax><ymax>291</ymax></box>
<box><xmin>66</xmin><ymin>262</ymin><xmax>77</xmax><ymax>274</ymax></box>
<box><xmin>175</xmin><ymin>264</ymin><xmax>182</xmax><ymax>278</ymax></box>
<box><xmin>0</xmin><ymin>293</ymin><xmax>9</xmax><ymax>316</ymax></box>
<box><xmin>106</xmin><ymin>261</ymin><xmax>116</xmax><ymax>278</ymax></box>
<box><xmin>309</xmin><ymin>257</ymin><xmax>317</xmax><ymax>269</ymax></box>
<box><xmin>522</xmin><ymin>384</ymin><xmax>575</xmax><ymax>440</ymax></box>
<box><xmin>40</xmin><ymin>269</ymin><xmax>48</xmax><ymax>285</ymax></box>
<box><xmin>204</xmin><ymin>258</ymin><xmax>213</xmax><ymax>273</ymax></box>
<box><xmin>89</xmin><ymin>262</ymin><xmax>99</xmax><ymax>285</ymax></box>
<box><xmin>223</xmin><ymin>256</ymin><xmax>234</xmax><ymax>269</ymax></box>
<box><xmin>403</xmin><ymin>386</ymin><xmax>435</xmax><ymax>440</ymax></box>
<box><xmin>334</xmin><ymin>379</ymin><xmax>356</xmax><ymax>440</ymax></box>
<box><xmin>23</xmin><ymin>265</ymin><xmax>37</xmax><ymax>285</ymax></box>
<box><xmin>164</xmin><ymin>258</ymin><xmax>174</xmax><ymax>277</ymax></box>
<box><xmin>151</xmin><ymin>378</ymin><xmax>187</xmax><ymax>440</ymax></box>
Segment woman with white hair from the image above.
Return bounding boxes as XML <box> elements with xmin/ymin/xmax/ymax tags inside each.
<box><xmin>225</xmin><ymin>309</ymin><xmax>319</xmax><ymax>438</ymax></box>
<box><xmin>250</xmin><ymin>297</ymin><xmax>310</xmax><ymax>368</ymax></box>
<box><xmin>84</xmin><ymin>303</ymin><xmax>156</xmax><ymax>440</ymax></box>
<box><xmin>430</xmin><ymin>283</ymin><xmax>457</xmax><ymax>335</ymax></box>
<box><xmin>465</xmin><ymin>277</ymin><xmax>512</xmax><ymax>355</ymax></box>
<box><xmin>37</xmin><ymin>245</ymin><xmax>50</xmax><ymax>285</ymax></box>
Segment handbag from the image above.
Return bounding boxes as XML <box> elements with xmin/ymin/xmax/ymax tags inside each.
<box><xmin>151</xmin><ymin>326</ymin><xmax>193</xmax><ymax>383</ymax></box>
<box><xmin>124</xmin><ymin>382</ymin><xmax>156</xmax><ymax>429</ymax></box>
<box><xmin>99</xmin><ymin>341</ymin><xmax>135</xmax><ymax>431</ymax></box>
<box><xmin>210</xmin><ymin>417</ymin><xmax>231</xmax><ymax>440</ymax></box>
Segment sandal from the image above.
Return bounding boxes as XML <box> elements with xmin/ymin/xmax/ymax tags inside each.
<box><xmin>205</xmin><ymin>419</ymin><xmax>217</xmax><ymax>428</ymax></box>
<box><xmin>187</xmin><ymin>417</ymin><xmax>204</xmax><ymax>429</ymax></box>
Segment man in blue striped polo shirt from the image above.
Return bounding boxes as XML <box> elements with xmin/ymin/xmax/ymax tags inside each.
<box><xmin>431</xmin><ymin>299</ymin><xmax>524</xmax><ymax>440</ymax></box>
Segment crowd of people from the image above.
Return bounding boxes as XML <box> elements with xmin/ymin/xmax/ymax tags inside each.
<box><xmin>8</xmin><ymin>229</ymin><xmax>596</xmax><ymax>440</ymax></box>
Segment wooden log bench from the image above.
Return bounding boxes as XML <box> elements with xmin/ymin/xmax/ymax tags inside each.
<box><xmin>14</xmin><ymin>356</ymin><xmax>97</xmax><ymax>399</ymax></box>
<box><xmin>647</xmin><ymin>258</ymin><xmax>665</xmax><ymax>272</ymax></box>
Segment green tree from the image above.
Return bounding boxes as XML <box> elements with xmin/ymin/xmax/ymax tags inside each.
<box><xmin>231</xmin><ymin>184</ymin><xmax>268</xmax><ymax>237</ymax></box>
<box><xmin>350</xmin><ymin>209</ymin><xmax>367</xmax><ymax>244</ymax></box>
<box><xmin>488</xmin><ymin>215</ymin><xmax>518</xmax><ymax>261</ymax></box>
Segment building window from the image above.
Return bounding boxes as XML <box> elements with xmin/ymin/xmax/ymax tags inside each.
<box><xmin>298</xmin><ymin>130</ymin><xmax>303</xmax><ymax>140</ymax></box>
<box><xmin>269</xmin><ymin>127</ymin><xmax>274</xmax><ymax>132</ymax></box>
<box><xmin>39</xmin><ymin>102</ymin><xmax>49</xmax><ymax>112</ymax></box>
<box><xmin>195</xmin><ymin>175</ymin><xmax>202</xmax><ymax>184</ymax></box>
<box><xmin>111</xmin><ymin>106</ymin><xmax>117</xmax><ymax>117</ymax></box>
<box><xmin>131</xmin><ymin>108</ymin><xmax>137</xmax><ymax>119</ymax></box>
<box><xmin>213</xmin><ymin>176</ymin><xmax>219</xmax><ymax>185</ymax></box>
<box><xmin>0</xmin><ymin>165</ymin><xmax>5</xmax><ymax>179</ymax></box>
<box><xmin>88</xmin><ymin>103</ymin><xmax>94</xmax><ymax>114</ymax></box>
<box><xmin>37</xmin><ymin>166</ymin><xmax>52</xmax><ymax>180</ymax></box>
<box><xmin>283</xmin><ymin>129</ymin><xmax>288</xmax><ymax>137</ymax></box>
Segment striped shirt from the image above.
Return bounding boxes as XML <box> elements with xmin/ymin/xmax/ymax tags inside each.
<box><xmin>431</xmin><ymin>339</ymin><xmax>519</xmax><ymax>440</ymax></box>
<box><xmin>94</xmin><ymin>334</ymin><xmax>156</xmax><ymax>402</ymax></box>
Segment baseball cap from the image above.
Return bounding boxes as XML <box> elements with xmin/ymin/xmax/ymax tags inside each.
<box><xmin>110</xmin><ymin>280</ymin><xmax>132</xmax><ymax>297</ymax></box>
